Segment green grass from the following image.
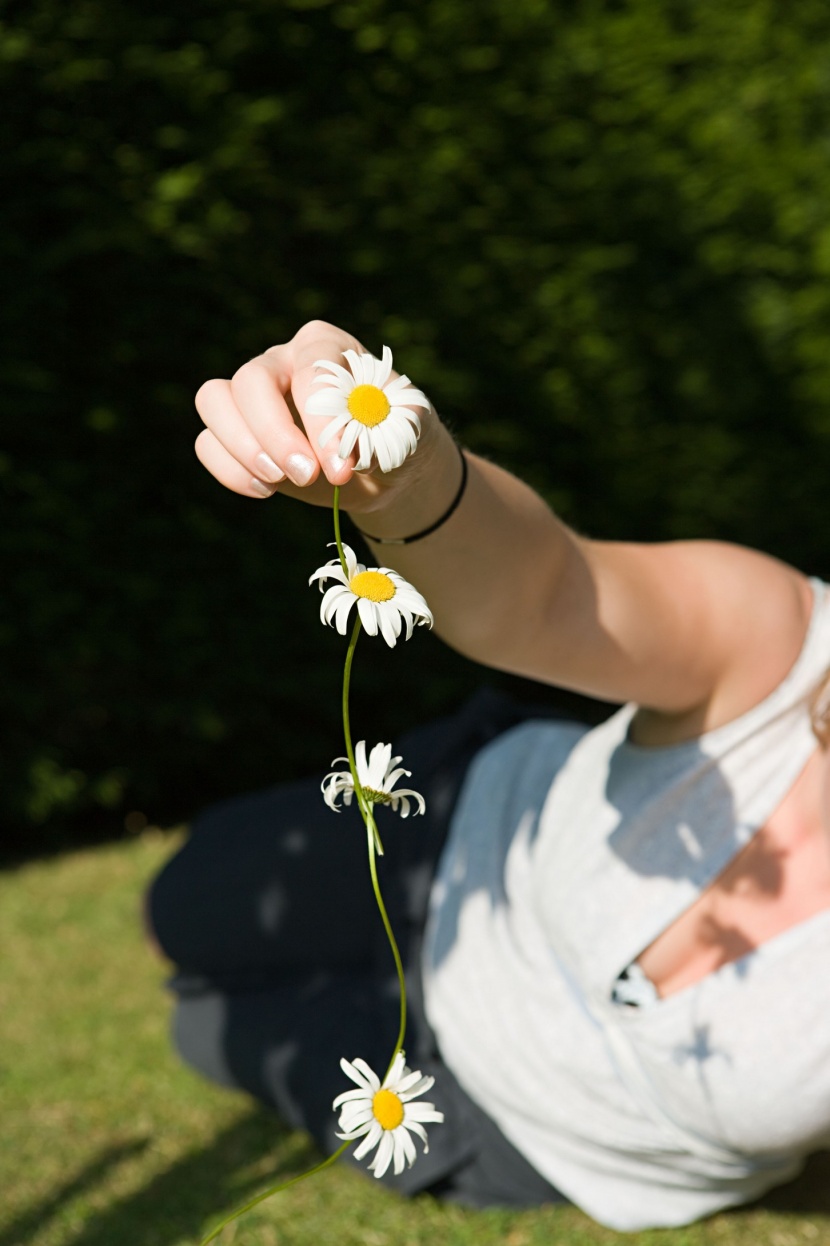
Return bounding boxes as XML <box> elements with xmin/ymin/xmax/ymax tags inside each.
<box><xmin>1</xmin><ymin>832</ymin><xmax>829</xmax><ymax>1246</ymax></box>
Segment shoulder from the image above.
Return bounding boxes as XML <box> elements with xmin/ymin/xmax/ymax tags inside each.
<box><xmin>629</xmin><ymin>549</ymin><xmax>816</xmax><ymax>747</ymax></box>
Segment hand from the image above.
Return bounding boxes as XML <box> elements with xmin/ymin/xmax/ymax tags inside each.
<box><xmin>194</xmin><ymin>319</ymin><xmax>442</xmax><ymax>518</ymax></box>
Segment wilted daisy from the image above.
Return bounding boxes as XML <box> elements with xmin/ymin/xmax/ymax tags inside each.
<box><xmin>309</xmin><ymin>543</ymin><xmax>432</xmax><ymax>647</ymax></box>
<box><xmin>323</xmin><ymin>741</ymin><xmax>426</xmax><ymax>818</ymax></box>
<box><xmin>307</xmin><ymin>345</ymin><xmax>430</xmax><ymax>472</ymax></box>
<box><xmin>334</xmin><ymin>1053</ymin><xmax>444</xmax><ymax>1179</ymax></box>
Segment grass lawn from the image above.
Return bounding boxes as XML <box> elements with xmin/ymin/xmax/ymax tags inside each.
<box><xmin>1</xmin><ymin>830</ymin><xmax>829</xmax><ymax>1246</ymax></box>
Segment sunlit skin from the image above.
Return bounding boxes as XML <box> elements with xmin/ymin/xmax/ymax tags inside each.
<box><xmin>637</xmin><ymin>739</ymin><xmax>830</xmax><ymax>997</ymax></box>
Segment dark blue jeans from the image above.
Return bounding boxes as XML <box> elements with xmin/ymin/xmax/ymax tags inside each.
<box><xmin>146</xmin><ymin>689</ymin><xmax>570</xmax><ymax>1208</ymax></box>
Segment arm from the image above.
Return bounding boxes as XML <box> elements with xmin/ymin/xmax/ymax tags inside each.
<box><xmin>194</xmin><ymin>321</ymin><xmax>814</xmax><ymax>744</ymax></box>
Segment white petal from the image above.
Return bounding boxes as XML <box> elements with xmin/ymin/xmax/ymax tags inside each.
<box><xmin>398</xmin><ymin>791</ymin><xmax>425</xmax><ymax>817</ymax></box>
<box><xmin>395</xmin><ymin>1068</ymin><xmax>431</xmax><ymax>1095</ymax></box>
<box><xmin>405</xmin><ymin>1101</ymin><xmax>445</xmax><ymax>1124</ymax></box>
<box><xmin>386</xmin><ymin>420</ymin><xmax>419</xmax><ymax>464</ymax></box>
<box><xmin>319</xmin><ymin>584</ymin><xmax>349</xmax><ymax>626</ymax></box>
<box><xmin>375</xmin><ymin>345</ymin><xmax>393</xmax><ymax>388</ymax></box>
<box><xmin>307</xmin><ymin>389</ymin><xmax>348</xmax><ymax>418</ymax></box>
<box><xmin>370</xmin><ymin>1129</ymin><xmax>395</xmax><ymax>1178</ymax></box>
<box><xmin>343</xmin><ymin>349</ymin><xmax>366</xmax><ymax>384</ymax></box>
<box><xmin>399</xmin><ymin>1124</ymin><xmax>418</xmax><ymax>1167</ymax></box>
<box><xmin>383</xmin><ymin>376</ymin><xmax>430</xmax><ymax>409</ymax></box>
<box><xmin>391</xmin><ymin>1131</ymin><xmax>408</xmax><ymax>1176</ymax></box>
<box><xmin>356</xmin><ymin>596</ymin><xmax>380</xmax><ymax>636</ymax></box>
<box><xmin>332</xmin><ymin>1085</ymin><xmax>371</xmax><ymax>1109</ymax></box>
<box><xmin>317</xmin><ymin>412</ymin><xmax>352</xmax><ymax>449</ymax></box>
<box><xmin>388</xmin><ymin>1066</ymin><xmax>426</xmax><ymax>1096</ymax></box>
<box><xmin>366</xmin><ymin>742</ymin><xmax>392</xmax><ymax>787</ymax></box>
<box><xmin>309</xmin><ymin>561</ymin><xmax>347</xmax><ymax>588</ymax></box>
<box><xmin>402</xmin><ymin>1118</ymin><xmax>428</xmax><ymax>1147</ymax></box>
<box><xmin>373</xmin><ymin>428</ymin><xmax>395</xmax><ymax>474</ymax></box>
<box><xmin>383</xmin><ymin>1052</ymin><xmax>408</xmax><ymax>1088</ymax></box>
<box><xmin>339</xmin><ymin>543</ymin><xmax>359</xmax><ymax>576</ymax></box>
<box><xmin>397</xmin><ymin>605</ymin><xmax>415</xmax><ymax>641</ymax></box>
<box><xmin>355</xmin><ymin>428</ymin><xmax>374</xmax><ymax>471</ymax></box>
<box><xmin>322</xmin><ymin>781</ymin><xmax>345</xmax><ymax>811</ymax></box>
<box><xmin>388</xmin><ymin>403</ymin><xmax>422</xmax><ymax>431</ymax></box>
<box><xmin>336</xmin><ymin>1122</ymin><xmax>372</xmax><ymax>1141</ymax></box>
<box><xmin>312</xmin><ymin>358</ymin><xmax>355</xmax><ymax>387</ymax></box>
<box><xmin>340</xmin><ymin>1056</ymin><xmax>380</xmax><ymax>1092</ymax></box>
<box><xmin>337</xmin><ymin>419</ymin><xmax>362</xmax><ymax>459</ymax></box>
<box><xmin>353</xmin><ymin>1120</ymin><xmax>383</xmax><ymax>1161</ymax></box>
<box><xmin>355</xmin><ymin>740</ymin><xmax>369</xmax><ymax>779</ymax></box>
<box><xmin>333</xmin><ymin>592</ymin><xmax>356</xmax><ymax>635</ymax></box>
<box><xmin>338</xmin><ymin>1104</ymin><xmax>375</xmax><ymax>1130</ymax></box>
<box><xmin>389</xmin><ymin>579</ymin><xmax>430</xmax><ymax>608</ymax></box>
<box><xmin>378</xmin><ymin>603</ymin><xmax>400</xmax><ymax>648</ymax></box>
<box><xmin>382</xmin><ymin>374</ymin><xmax>412</xmax><ymax>397</ymax></box>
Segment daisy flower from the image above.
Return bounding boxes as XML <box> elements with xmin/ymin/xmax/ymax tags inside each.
<box><xmin>333</xmin><ymin>1053</ymin><xmax>444</xmax><ymax>1179</ymax></box>
<box><xmin>322</xmin><ymin>741</ymin><xmax>426</xmax><ymax>817</ymax></box>
<box><xmin>306</xmin><ymin>345</ymin><xmax>430</xmax><ymax>473</ymax></box>
<box><xmin>309</xmin><ymin>543</ymin><xmax>432</xmax><ymax>648</ymax></box>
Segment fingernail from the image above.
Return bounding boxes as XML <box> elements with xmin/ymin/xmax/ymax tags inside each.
<box><xmin>254</xmin><ymin>452</ymin><xmax>285</xmax><ymax>482</ymax></box>
<box><xmin>286</xmin><ymin>453</ymin><xmax>315</xmax><ymax>486</ymax></box>
<box><xmin>330</xmin><ymin>455</ymin><xmax>347</xmax><ymax>474</ymax></box>
<box><xmin>250</xmin><ymin>478</ymin><xmax>275</xmax><ymax>498</ymax></box>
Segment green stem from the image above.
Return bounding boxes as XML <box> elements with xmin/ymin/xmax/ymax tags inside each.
<box><xmin>200</xmin><ymin>1141</ymin><xmax>351</xmax><ymax>1245</ymax></box>
<box><xmin>333</xmin><ymin>488</ymin><xmax>406</xmax><ymax>1072</ymax></box>
<box><xmin>368</xmin><ymin>824</ymin><xmax>408</xmax><ymax>1079</ymax></box>
<box><xmin>341</xmin><ymin>617</ymin><xmax>383</xmax><ymax>855</ymax></box>
<box><xmin>333</xmin><ymin>484</ymin><xmax>348</xmax><ymax>578</ymax></box>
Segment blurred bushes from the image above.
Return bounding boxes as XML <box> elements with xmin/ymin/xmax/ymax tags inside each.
<box><xmin>4</xmin><ymin>0</ymin><xmax>830</xmax><ymax>852</ymax></box>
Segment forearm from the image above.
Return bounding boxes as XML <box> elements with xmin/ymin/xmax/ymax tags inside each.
<box><xmin>349</xmin><ymin>434</ymin><xmax>580</xmax><ymax>677</ymax></box>
<box><xmin>347</xmin><ymin>430</ymin><xmax>812</xmax><ymax>727</ymax></box>
<box><xmin>195</xmin><ymin>322</ymin><xmax>812</xmax><ymax>725</ymax></box>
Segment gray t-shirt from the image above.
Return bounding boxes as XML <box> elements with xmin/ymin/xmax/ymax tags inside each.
<box><xmin>422</xmin><ymin>577</ymin><xmax>830</xmax><ymax>1230</ymax></box>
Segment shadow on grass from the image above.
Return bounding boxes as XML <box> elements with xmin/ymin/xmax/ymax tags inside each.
<box><xmin>0</xmin><ymin>1140</ymin><xmax>150</xmax><ymax>1246</ymax></box>
<box><xmin>752</xmin><ymin>1148</ymin><xmax>830</xmax><ymax>1218</ymax></box>
<box><xmin>11</xmin><ymin>1112</ymin><xmax>321</xmax><ymax>1246</ymax></box>
<box><xmin>12</xmin><ymin>1113</ymin><xmax>829</xmax><ymax>1246</ymax></box>
<box><xmin>68</xmin><ymin>1136</ymin><xmax>830</xmax><ymax>1246</ymax></box>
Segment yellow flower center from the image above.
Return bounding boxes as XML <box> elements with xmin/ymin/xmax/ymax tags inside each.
<box><xmin>347</xmin><ymin>384</ymin><xmax>391</xmax><ymax>427</ymax></box>
<box><xmin>350</xmin><ymin>570</ymin><xmax>396</xmax><ymax>602</ymax></box>
<box><xmin>372</xmin><ymin>1088</ymin><xmax>405</xmax><ymax>1130</ymax></box>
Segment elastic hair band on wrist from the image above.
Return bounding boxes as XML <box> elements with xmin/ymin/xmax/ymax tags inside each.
<box><xmin>355</xmin><ymin>445</ymin><xmax>468</xmax><ymax>546</ymax></box>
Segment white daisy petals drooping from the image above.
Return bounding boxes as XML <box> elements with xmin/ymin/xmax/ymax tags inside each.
<box><xmin>306</xmin><ymin>345</ymin><xmax>430</xmax><ymax>472</ymax></box>
<box><xmin>322</xmin><ymin>741</ymin><xmax>426</xmax><ymax>818</ymax></box>
<box><xmin>309</xmin><ymin>543</ymin><xmax>432</xmax><ymax>648</ymax></box>
<box><xmin>333</xmin><ymin>1053</ymin><xmax>444</xmax><ymax>1179</ymax></box>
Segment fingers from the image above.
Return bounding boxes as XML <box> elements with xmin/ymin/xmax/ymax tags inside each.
<box><xmin>194</xmin><ymin>428</ymin><xmax>279</xmax><ymax>499</ymax></box>
<box><xmin>194</xmin><ymin>319</ymin><xmax>425</xmax><ymax>505</ymax></box>
<box><xmin>196</xmin><ymin>375</ymin><xmax>287</xmax><ymax>479</ymax></box>
<box><xmin>284</xmin><ymin>322</ymin><xmax>371</xmax><ymax>475</ymax></box>
<box><xmin>228</xmin><ymin>357</ymin><xmax>326</xmax><ymax>488</ymax></box>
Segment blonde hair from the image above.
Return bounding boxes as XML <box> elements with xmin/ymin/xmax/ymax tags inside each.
<box><xmin>810</xmin><ymin>667</ymin><xmax>830</xmax><ymax>746</ymax></box>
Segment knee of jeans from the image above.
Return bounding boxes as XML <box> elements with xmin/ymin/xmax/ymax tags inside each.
<box><xmin>172</xmin><ymin>995</ymin><xmax>236</xmax><ymax>1090</ymax></box>
<box><xmin>143</xmin><ymin>848</ymin><xmax>195</xmax><ymax>965</ymax></box>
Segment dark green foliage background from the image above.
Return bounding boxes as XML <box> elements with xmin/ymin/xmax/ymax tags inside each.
<box><xmin>5</xmin><ymin>0</ymin><xmax>830</xmax><ymax>853</ymax></box>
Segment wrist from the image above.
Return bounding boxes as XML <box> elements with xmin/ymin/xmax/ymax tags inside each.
<box><xmin>343</xmin><ymin>424</ymin><xmax>465</xmax><ymax>543</ymax></box>
<box><xmin>355</xmin><ymin>444</ymin><xmax>467</xmax><ymax>546</ymax></box>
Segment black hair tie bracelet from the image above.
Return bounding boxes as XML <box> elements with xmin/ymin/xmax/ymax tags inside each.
<box><xmin>353</xmin><ymin>445</ymin><xmax>468</xmax><ymax>547</ymax></box>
